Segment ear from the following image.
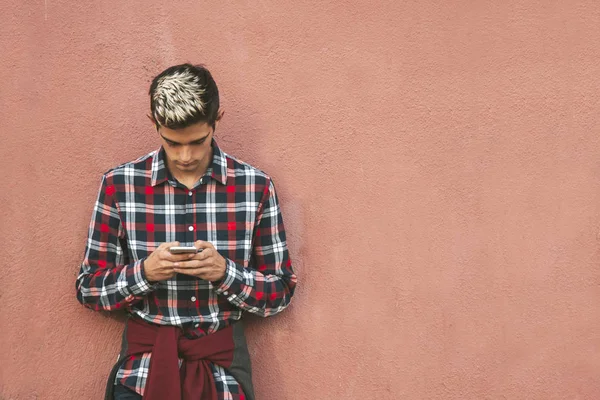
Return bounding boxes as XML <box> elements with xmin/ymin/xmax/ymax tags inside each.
<box><xmin>214</xmin><ymin>109</ymin><xmax>225</xmax><ymax>130</ymax></box>
<box><xmin>146</xmin><ymin>114</ymin><xmax>159</xmax><ymax>130</ymax></box>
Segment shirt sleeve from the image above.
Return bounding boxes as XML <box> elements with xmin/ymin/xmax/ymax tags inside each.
<box><xmin>213</xmin><ymin>178</ymin><xmax>297</xmax><ymax>317</ymax></box>
<box><xmin>75</xmin><ymin>174</ymin><xmax>156</xmax><ymax>311</ymax></box>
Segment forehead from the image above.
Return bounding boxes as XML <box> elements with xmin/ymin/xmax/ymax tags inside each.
<box><xmin>159</xmin><ymin>121</ymin><xmax>213</xmax><ymax>142</ymax></box>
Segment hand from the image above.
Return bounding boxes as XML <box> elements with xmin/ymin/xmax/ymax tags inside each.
<box><xmin>173</xmin><ymin>240</ymin><xmax>227</xmax><ymax>282</ymax></box>
<box><xmin>144</xmin><ymin>241</ymin><xmax>195</xmax><ymax>282</ymax></box>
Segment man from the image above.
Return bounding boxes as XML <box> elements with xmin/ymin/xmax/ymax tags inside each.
<box><xmin>76</xmin><ymin>63</ymin><xmax>297</xmax><ymax>400</ymax></box>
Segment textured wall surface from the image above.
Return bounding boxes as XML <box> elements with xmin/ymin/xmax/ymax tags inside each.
<box><xmin>2</xmin><ymin>1</ymin><xmax>600</xmax><ymax>399</ymax></box>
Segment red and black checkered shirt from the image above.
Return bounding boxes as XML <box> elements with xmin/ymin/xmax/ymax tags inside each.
<box><xmin>76</xmin><ymin>141</ymin><xmax>297</xmax><ymax>398</ymax></box>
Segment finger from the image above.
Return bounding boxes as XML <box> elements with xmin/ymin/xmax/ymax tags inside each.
<box><xmin>174</xmin><ymin>259</ymin><xmax>214</xmax><ymax>269</ymax></box>
<box><xmin>161</xmin><ymin>250</ymin><xmax>198</xmax><ymax>262</ymax></box>
<box><xmin>159</xmin><ymin>241</ymin><xmax>180</xmax><ymax>250</ymax></box>
<box><xmin>168</xmin><ymin>253</ymin><xmax>198</xmax><ymax>262</ymax></box>
<box><xmin>152</xmin><ymin>242</ymin><xmax>179</xmax><ymax>258</ymax></box>
<box><xmin>174</xmin><ymin>268</ymin><xmax>212</xmax><ymax>278</ymax></box>
<box><xmin>159</xmin><ymin>250</ymin><xmax>184</xmax><ymax>261</ymax></box>
<box><xmin>189</xmin><ymin>248</ymin><xmax>211</xmax><ymax>261</ymax></box>
<box><xmin>157</xmin><ymin>242</ymin><xmax>181</xmax><ymax>258</ymax></box>
<box><xmin>157</xmin><ymin>261</ymin><xmax>178</xmax><ymax>270</ymax></box>
<box><xmin>194</xmin><ymin>240</ymin><xmax>215</xmax><ymax>251</ymax></box>
<box><xmin>173</xmin><ymin>260</ymin><xmax>200</xmax><ymax>269</ymax></box>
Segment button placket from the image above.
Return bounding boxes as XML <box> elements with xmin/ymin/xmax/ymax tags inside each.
<box><xmin>184</xmin><ymin>186</ymin><xmax>195</xmax><ymax>243</ymax></box>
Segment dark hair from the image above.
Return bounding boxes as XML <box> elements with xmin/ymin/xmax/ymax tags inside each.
<box><xmin>149</xmin><ymin>63</ymin><xmax>220</xmax><ymax>129</ymax></box>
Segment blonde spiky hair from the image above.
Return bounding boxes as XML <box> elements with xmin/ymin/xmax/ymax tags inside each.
<box><xmin>149</xmin><ymin>64</ymin><xmax>220</xmax><ymax>129</ymax></box>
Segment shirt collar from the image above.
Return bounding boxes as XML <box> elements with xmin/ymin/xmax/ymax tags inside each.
<box><xmin>208</xmin><ymin>140</ymin><xmax>228</xmax><ymax>185</ymax></box>
<box><xmin>150</xmin><ymin>140</ymin><xmax>228</xmax><ymax>187</ymax></box>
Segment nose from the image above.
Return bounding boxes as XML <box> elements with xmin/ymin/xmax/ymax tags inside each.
<box><xmin>180</xmin><ymin>146</ymin><xmax>192</xmax><ymax>162</ymax></box>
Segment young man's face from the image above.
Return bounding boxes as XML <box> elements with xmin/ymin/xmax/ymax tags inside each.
<box><xmin>158</xmin><ymin>121</ymin><xmax>214</xmax><ymax>177</ymax></box>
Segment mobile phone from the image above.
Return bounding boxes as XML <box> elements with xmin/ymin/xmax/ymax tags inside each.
<box><xmin>168</xmin><ymin>246</ymin><xmax>199</xmax><ymax>254</ymax></box>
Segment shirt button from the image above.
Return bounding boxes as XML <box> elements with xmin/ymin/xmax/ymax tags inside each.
<box><xmin>188</xmin><ymin>226</ymin><xmax>194</xmax><ymax>231</ymax></box>
<box><xmin>188</xmin><ymin>191</ymin><xmax>193</xmax><ymax>196</ymax></box>
<box><xmin>191</xmin><ymin>296</ymin><xmax>197</xmax><ymax>302</ymax></box>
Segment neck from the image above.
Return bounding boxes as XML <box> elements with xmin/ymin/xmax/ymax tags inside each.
<box><xmin>167</xmin><ymin>148</ymin><xmax>213</xmax><ymax>188</ymax></box>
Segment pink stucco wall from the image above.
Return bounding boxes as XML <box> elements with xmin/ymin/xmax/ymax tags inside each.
<box><xmin>2</xmin><ymin>1</ymin><xmax>600</xmax><ymax>399</ymax></box>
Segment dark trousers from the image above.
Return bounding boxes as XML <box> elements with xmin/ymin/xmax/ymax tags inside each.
<box><xmin>113</xmin><ymin>384</ymin><xmax>142</xmax><ymax>400</ymax></box>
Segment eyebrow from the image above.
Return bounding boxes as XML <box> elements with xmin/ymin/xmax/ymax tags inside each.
<box><xmin>160</xmin><ymin>132</ymin><xmax>211</xmax><ymax>146</ymax></box>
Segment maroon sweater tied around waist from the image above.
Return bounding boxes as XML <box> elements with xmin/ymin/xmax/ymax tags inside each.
<box><xmin>125</xmin><ymin>317</ymin><xmax>235</xmax><ymax>400</ymax></box>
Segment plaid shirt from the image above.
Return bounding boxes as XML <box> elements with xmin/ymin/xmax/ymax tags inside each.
<box><xmin>76</xmin><ymin>141</ymin><xmax>297</xmax><ymax>398</ymax></box>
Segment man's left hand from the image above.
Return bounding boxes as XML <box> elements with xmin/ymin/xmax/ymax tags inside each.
<box><xmin>173</xmin><ymin>240</ymin><xmax>227</xmax><ymax>282</ymax></box>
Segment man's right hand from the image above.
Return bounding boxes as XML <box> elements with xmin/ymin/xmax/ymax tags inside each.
<box><xmin>143</xmin><ymin>241</ymin><xmax>195</xmax><ymax>282</ymax></box>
